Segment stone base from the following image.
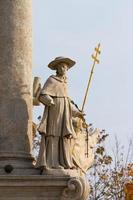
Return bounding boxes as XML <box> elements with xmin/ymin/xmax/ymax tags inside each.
<box><xmin>42</xmin><ymin>168</ymin><xmax>80</xmax><ymax>177</ymax></box>
<box><xmin>0</xmin><ymin>153</ymin><xmax>38</xmax><ymax>175</ymax></box>
<box><xmin>0</xmin><ymin>175</ymin><xmax>90</xmax><ymax>200</ymax></box>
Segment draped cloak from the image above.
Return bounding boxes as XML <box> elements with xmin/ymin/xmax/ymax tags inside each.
<box><xmin>36</xmin><ymin>75</ymin><xmax>77</xmax><ymax>169</ymax></box>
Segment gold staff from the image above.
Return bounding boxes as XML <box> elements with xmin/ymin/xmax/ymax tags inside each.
<box><xmin>82</xmin><ymin>43</ymin><xmax>101</xmax><ymax>158</ymax></box>
<box><xmin>76</xmin><ymin>43</ymin><xmax>101</xmax><ymax>131</ymax></box>
<box><xmin>81</xmin><ymin>43</ymin><xmax>101</xmax><ymax>112</ymax></box>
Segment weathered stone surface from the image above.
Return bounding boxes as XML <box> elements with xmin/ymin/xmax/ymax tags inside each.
<box><xmin>0</xmin><ymin>0</ymin><xmax>34</xmax><ymax>172</ymax></box>
<box><xmin>0</xmin><ymin>175</ymin><xmax>90</xmax><ymax>200</ymax></box>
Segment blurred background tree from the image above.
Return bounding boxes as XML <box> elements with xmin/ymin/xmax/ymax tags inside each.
<box><xmin>88</xmin><ymin>131</ymin><xmax>133</xmax><ymax>200</ymax></box>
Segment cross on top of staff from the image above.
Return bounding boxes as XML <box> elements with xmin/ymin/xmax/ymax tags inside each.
<box><xmin>92</xmin><ymin>43</ymin><xmax>101</xmax><ymax>64</ymax></box>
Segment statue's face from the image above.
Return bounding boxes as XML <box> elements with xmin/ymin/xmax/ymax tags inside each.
<box><xmin>56</xmin><ymin>63</ymin><xmax>68</xmax><ymax>76</ymax></box>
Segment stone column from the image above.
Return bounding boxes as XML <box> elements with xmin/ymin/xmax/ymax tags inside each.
<box><xmin>0</xmin><ymin>0</ymin><xmax>34</xmax><ymax>174</ymax></box>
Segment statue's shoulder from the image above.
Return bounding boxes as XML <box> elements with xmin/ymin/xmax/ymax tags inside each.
<box><xmin>44</xmin><ymin>75</ymin><xmax>55</xmax><ymax>84</ymax></box>
<box><xmin>49</xmin><ymin>75</ymin><xmax>62</xmax><ymax>82</ymax></box>
<box><xmin>47</xmin><ymin>75</ymin><xmax>58</xmax><ymax>81</ymax></box>
<box><xmin>42</xmin><ymin>75</ymin><xmax>58</xmax><ymax>89</ymax></box>
<box><xmin>46</xmin><ymin>75</ymin><xmax>66</xmax><ymax>84</ymax></box>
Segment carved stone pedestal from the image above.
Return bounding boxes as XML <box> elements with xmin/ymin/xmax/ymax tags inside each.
<box><xmin>0</xmin><ymin>175</ymin><xmax>90</xmax><ymax>200</ymax></box>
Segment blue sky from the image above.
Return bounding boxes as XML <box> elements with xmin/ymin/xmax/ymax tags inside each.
<box><xmin>33</xmin><ymin>0</ymin><xmax>133</xmax><ymax>146</ymax></box>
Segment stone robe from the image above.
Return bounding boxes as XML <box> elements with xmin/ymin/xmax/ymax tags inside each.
<box><xmin>36</xmin><ymin>75</ymin><xmax>77</xmax><ymax>169</ymax></box>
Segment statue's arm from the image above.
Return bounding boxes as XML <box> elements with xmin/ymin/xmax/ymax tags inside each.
<box><xmin>39</xmin><ymin>94</ymin><xmax>54</xmax><ymax>106</ymax></box>
<box><xmin>39</xmin><ymin>76</ymin><xmax>55</xmax><ymax>106</ymax></box>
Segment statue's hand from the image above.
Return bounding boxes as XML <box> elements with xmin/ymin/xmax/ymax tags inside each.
<box><xmin>49</xmin><ymin>98</ymin><xmax>55</xmax><ymax>106</ymax></box>
<box><xmin>76</xmin><ymin>111</ymin><xmax>85</xmax><ymax>119</ymax></box>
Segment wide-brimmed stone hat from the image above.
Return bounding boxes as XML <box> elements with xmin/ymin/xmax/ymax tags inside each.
<box><xmin>48</xmin><ymin>57</ymin><xmax>76</xmax><ymax>70</ymax></box>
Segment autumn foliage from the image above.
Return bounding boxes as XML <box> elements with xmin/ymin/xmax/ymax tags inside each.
<box><xmin>88</xmin><ymin>131</ymin><xmax>133</xmax><ymax>200</ymax></box>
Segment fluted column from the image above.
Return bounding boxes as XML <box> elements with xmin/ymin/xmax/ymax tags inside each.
<box><xmin>0</xmin><ymin>0</ymin><xmax>34</xmax><ymax>174</ymax></box>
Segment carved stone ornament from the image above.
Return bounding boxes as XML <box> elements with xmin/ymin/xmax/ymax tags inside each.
<box><xmin>61</xmin><ymin>177</ymin><xmax>90</xmax><ymax>200</ymax></box>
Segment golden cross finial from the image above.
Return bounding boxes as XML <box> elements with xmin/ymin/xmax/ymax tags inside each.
<box><xmin>81</xmin><ymin>43</ymin><xmax>101</xmax><ymax>111</ymax></box>
<box><xmin>92</xmin><ymin>43</ymin><xmax>101</xmax><ymax>64</ymax></box>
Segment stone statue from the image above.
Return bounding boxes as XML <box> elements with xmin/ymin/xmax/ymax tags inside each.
<box><xmin>36</xmin><ymin>57</ymin><xmax>84</xmax><ymax>171</ymax></box>
<box><xmin>33</xmin><ymin>56</ymin><xmax>100</xmax><ymax>199</ymax></box>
